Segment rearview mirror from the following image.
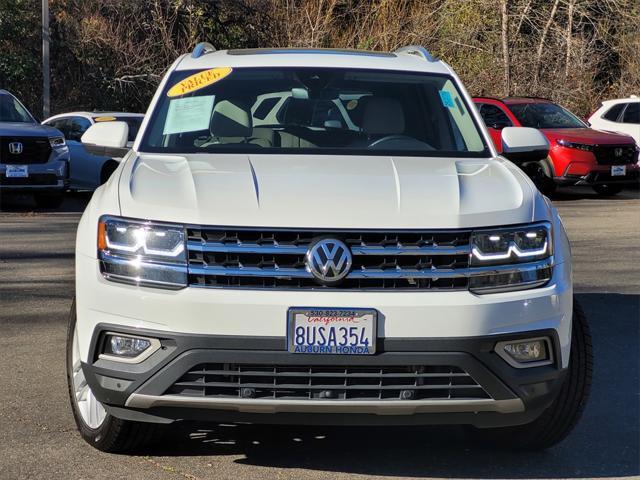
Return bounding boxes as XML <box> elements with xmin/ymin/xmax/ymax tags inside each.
<box><xmin>500</xmin><ymin>127</ymin><xmax>549</xmax><ymax>163</ymax></box>
<box><xmin>81</xmin><ymin>121</ymin><xmax>129</xmax><ymax>149</ymax></box>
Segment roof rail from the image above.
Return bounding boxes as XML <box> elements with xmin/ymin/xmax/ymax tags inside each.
<box><xmin>394</xmin><ymin>45</ymin><xmax>436</xmax><ymax>62</ymax></box>
<box><xmin>191</xmin><ymin>42</ymin><xmax>216</xmax><ymax>59</ymax></box>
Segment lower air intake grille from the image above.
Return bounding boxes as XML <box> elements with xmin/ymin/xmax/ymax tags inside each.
<box><xmin>166</xmin><ymin>364</ymin><xmax>490</xmax><ymax>401</ymax></box>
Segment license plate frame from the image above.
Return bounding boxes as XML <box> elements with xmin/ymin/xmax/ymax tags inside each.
<box><xmin>611</xmin><ymin>165</ymin><xmax>626</xmax><ymax>177</ymax></box>
<box><xmin>5</xmin><ymin>165</ymin><xmax>28</xmax><ymax>178</ymax></box>
<box><xmin>287</xmin><ymin>307</ymin><xmax>377</xmax><ymax>355</ymax></box>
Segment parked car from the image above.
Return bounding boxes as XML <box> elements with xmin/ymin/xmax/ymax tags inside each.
<box><xmin>587</xmin><ymin>96</ymin><xmax>640</xmax><ymax>145</ymax></box>
<box><xmin>474</xmin><ymin>96</ymin><xmax>639</xmax><ymax>196</ymax></box>
<box><xmin>0</xmin><ymin>89</ymin><xmax>69</xmax><ymax>208</ymax></box>
<box><xmin>68</xmin><ymin>44</ymin><xmax>591</xmax><ymax>453</ymax></box>
<box><xmin>42</xmin><ymin>112</ymin><xmax>143</xmax><ymax>190</ymax></box>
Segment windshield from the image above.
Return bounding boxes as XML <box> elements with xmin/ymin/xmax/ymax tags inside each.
<box><xmin>509</xmin><ymin>102</ymin><xmax>586</xmax><ymax>129</ymax></box>
<box><xmin>140</xmin><ymin>67</ymin><xmax>488</xmax><ymax>157</ymax></box>
<box><xmin>0</xmin><ymin>93</ymin><xmax>36</xmax><ymax>123</ymax></box>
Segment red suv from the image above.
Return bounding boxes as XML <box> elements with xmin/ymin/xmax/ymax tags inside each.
<box><xmin>473</xmin><ymin>97</ymin><xmax>639</xmax><ymax>195</ymax></box>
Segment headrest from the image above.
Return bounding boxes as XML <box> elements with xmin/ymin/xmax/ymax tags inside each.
<box><xmin>211</xmin><ymin>100</ymin><xmax>252</xmax><ymax>137</ymax></box>
<box><xmin>282</xmin><ymin>98</ymin><xmax>313</xmax><ymax>126</ymax></box>
<box><xmin>361</xmin><ymin>97</ymin><xmax>405</xmax><ymax>135</ymax></box>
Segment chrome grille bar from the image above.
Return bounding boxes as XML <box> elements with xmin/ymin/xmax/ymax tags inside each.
<box><xmin>188</xmin><ymin>258</ymin><xmax>552</xmax><ymax>280</ymax></box>
<box><xmin>187</xmin><ymin>240</ymin><xmax>469</xmax><ymax>256</ymax></box>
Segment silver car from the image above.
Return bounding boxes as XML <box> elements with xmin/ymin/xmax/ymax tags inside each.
<box><xmin>43</xmin><ymin>112</ymin><xmax>143</xmax><ymax>190</ymax></box>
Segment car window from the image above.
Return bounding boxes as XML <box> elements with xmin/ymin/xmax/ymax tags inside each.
<box><xmin>115</xmin><ymin>117</ymin><xmax>143</xmax><ymax>142</ymax></box>
<box><xmin>0</xmin><ymin>93</ymin><xmax>36</xmax><ymax>123</ymax></box>
<box><xmin>602</xmin><ymin>103</ymin><xmax>625</xmax><ymax>122</ymax></box>
<box><xmin>622</xmin><ymin>103</ymin><xmax>639</xmax><ymax>124</ymax></box>
<box><xmin>141</xmin><ymin>67</ymin><xmax>489</xmax><ymax>157</ymax></box>
<box><xmin>253</xmin><ymin>96</ymin><xmax>280</xmax><ymax>120</ymax></box>
<box><xmin>46</xmin><ymin>118</ymin><xmax>71</xmax><ymax>137</ymax></box>
<box><xmin>508</xmin><ymin>102</ymin><xmax>586</xmax><ymax>129</ymax></box>
<box><xmin>478</xmin><ymin>104</ymin><xmax>513</xmax><ymax>129</ymax></box>
<box><xmin>67</xmin><ymin>117</ymin><xmax>92</xmax><ymax>141</ymax></box>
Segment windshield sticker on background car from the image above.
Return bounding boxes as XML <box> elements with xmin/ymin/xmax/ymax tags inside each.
<box><xmin>167</xmin><ymin>67</ymin><xmax>233</xmax><ymax>97</ymax></box>
<box><xmin>94</xmin><ymin>116</ymin><xmax>117</xmax><ymax>122</ymax></box>
<box><xmin>163</xmin><ymin>95</ymin><xmax>215</xmax><ymax>134</ymax></box>
<box><xmin>346</xmin><ymin>99</ymin><xmax>358</xmax><ymax>110</ymax></box>
<box><xmin>439</xmin><ymin>90</ymin><xmax>455</xmax><ymax>108</ymax></box>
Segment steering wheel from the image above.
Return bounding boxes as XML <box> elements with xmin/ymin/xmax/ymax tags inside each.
<box><xmin>368</xmin><ymin>135</ymin><xmax>416</xmax><ymax>148</ymax></box>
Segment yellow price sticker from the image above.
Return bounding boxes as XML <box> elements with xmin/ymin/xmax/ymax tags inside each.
<box><xmin>167</xmin><ymin>67</ymin><xmax>233</xmax><ymax>97</ymax></box>
<box><xmin>346</xmin><ymin>99</ymin><xmax>358</xmax><ymax>110</ymax></box>
<box><xmin>94</xmin><ymin>116</ymin><xmax>116</xmax><ymax>122</ymax></box>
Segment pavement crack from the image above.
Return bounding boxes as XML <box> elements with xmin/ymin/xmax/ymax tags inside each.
<box><xmin>142</xmin><ymin>456</ymin><xmax>201</xmax><ymax>479</ymax></box>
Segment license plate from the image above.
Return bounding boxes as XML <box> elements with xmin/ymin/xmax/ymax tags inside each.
<box><xmin>611</xmin><ymin>165</ymin><xmax>626</xmax><ymax>176</ymax></box>
<box><xmin>288</xmin><ymin>308</ymin><xmax>377</xmax><ymax>355</ymax></box>
<box><xmin>5</xmin><ymin>165</ymin><xmax>28</xmax><ymax>178</ymax></box>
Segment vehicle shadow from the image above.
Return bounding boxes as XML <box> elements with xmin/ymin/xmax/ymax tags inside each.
<box><xmin>550</xmin><ymin>186</ymin><xmax>639</xmax><ymax>202</ymax></box>
<box><xmin>0</xmin><ymin>191</ymin><xmax>91</xmax><ymax>213</ymax></box>
<box><xmin>139</xmin><ymin>292</ymin><xmax>639</xmax><ymax>478</ymax></box>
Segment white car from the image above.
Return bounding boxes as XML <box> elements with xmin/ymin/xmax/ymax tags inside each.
<box><xmin>588</xmin><ymin>96</ymin><xmax>640</xmax><ymax>145</ymax></box>
<box><xmin>68</xmin><ymin>45</ymin><xmax>591</xmax><ymax>452</ymax></box>
<box><xmin>43</xmin><ymin>112</ymin><xmax>144</xmax><ymax>190</ymax></box>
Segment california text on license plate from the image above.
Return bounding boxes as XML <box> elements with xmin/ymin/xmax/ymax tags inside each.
<box><xmin>287</xmin><ymin>308</ymin><xmax>377</xmax><ymax>355</ymax></box>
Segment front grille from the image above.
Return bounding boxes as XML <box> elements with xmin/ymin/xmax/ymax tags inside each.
<box><xmin>166</xmin><ymin>363</ymin><xmax>490</xmax><ymax>401</ymax></box>
<box><xmin>0</xmin><ymin>173</ymin><xmax>59</xmax><ymax>186</ymax></box>
<box><xmin>187</xmin><ymin>227</ymin><xmax>471</xmax><ymax>290</ymax></box>
<box><xmin>593</xmin><ymin>144</ymin><xmax>638</xmax><ymax>165</ymax></box>
<box><xmin>0</xmin><ymin>137</ymin><xmax>52</xmax><ymax>164</ymax></box>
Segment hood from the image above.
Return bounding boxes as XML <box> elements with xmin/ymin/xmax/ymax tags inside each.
<box><xmin>0</xmin><ymin>122</ymin><xmax>62</xmax><ymax>137</ymax></box>
<box><xmin>117</xmin><ymin>154</ymin><xmax>536</xmax><ymax>229</ymax></box>
<box><xmin>542</xmin><ymin>127</ymin><xmax>635</xmax><ymax>145</ymax></box>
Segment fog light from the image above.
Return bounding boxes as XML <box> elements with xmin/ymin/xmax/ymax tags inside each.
<box><xmin>106</xmin><ymin>335</ymin><xmax>150</xmax><ymax>357</ymax></box>
<box><xmin>495</xmin><ymin>337</ymin><xmax>553</xmax><ymax>368</ymax></box>
<box><xmin>505</xmin><ymin>340</ymin><xmax>546</xmax><ymax>362</ymax></box>
<box><xmin>100</xmin><ymin>333</ymin><xmax>160</xmax><ymax>363</ymax></box>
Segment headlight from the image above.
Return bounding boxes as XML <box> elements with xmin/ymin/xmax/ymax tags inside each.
<box><xmin>97</xmin><ymin>216</ymin><xmax>187</xmax><ymax>289</ymax></box>
<box><xmin>49</xmin><ymin>136</ymin><xmax>66</xmax><ymax>148</ymax></box>
<box><xmin>556</xmin><ymin>139</ymin><xmax>593</xmax><ymax>151</ymax></box>
<box><xmin>469</xmin><ymin>222</ymin><xmax>553</xmax><ymax>293</ymax></box>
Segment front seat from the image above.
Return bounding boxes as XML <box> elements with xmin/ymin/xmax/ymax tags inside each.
<box><xmin>207</xmin><ymin>99</ymin><xmax>273</xmax><ymax>147</ymax></box>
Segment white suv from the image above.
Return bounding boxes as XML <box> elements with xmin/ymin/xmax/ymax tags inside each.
<box><xmin>588</xmin><ymin>96</ymin><xmax>640</xmax><ymax>145</ymax></box>
<box><xmin>68</xmin><ymin>45</ymin><xmax>591</xmax><ymax>452</ymax></box>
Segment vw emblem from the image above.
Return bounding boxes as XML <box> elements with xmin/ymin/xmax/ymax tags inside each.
<box><xmin>305</xmin><ymin>238</ymin><xmax>352</xmax><ymax>285</ymax></box>
<box><xmin>8</xmin><ymin>142</ymin><xmax>23</xmax><ymax>154</ymax></box>
<box><xmin>614</xmin><ymin>147</ymin><xmax>623</xmax><ymax>158</ymax></box>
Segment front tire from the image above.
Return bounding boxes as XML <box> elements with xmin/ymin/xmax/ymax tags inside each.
<box><xmin>470</xmin><ymin>299</ymin><xmax>592</xmax><ymax>450</ymax></box>
<box><xmin>592</xmin><ymin>184</ymin><xmax>624</xmax><ymax>196</ymax></box>
<box><xmin>66</xmin><ymin>299</ymin><xmax>158</xmax><ymax>452</ymax></box>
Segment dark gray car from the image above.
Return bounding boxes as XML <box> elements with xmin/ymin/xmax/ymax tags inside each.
<box><xmin>0</xmin><ymin>90</ymin><xmax>69</xmax><ymax>208</ymax></box>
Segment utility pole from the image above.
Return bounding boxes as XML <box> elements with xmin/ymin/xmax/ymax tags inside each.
<box><xmin>42</xmin><ymin>0</ymin><xmax>50</xmax><ymax>119</ymax></box>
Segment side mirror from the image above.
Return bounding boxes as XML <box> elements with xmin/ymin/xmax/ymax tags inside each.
<box><xmin>81</xmin><ymin>121</ymin><xmax>129</xmax><ymax>149</ymax></box>
<box><xmin>500</xmin><ymin>127</ymin><xmax>549</xmax><ymax>163</ymax></box>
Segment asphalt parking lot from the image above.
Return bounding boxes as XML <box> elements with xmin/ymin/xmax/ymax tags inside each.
<box><xmin>0</xmin><ymin>188</ymin><xmax>638</xmax><ymax>480</ymax></box>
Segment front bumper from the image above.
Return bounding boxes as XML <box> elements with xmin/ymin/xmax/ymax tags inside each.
<box><xmin>82</xmin><ymin>326</ymin><xmax>566</xmax><ymax>427</ymax></box>
<box><xmin>557</xmin><ymin>169</ymin><xmax>639</xmax><ymax>186</ymax></box>
<box><xmin>0</xmin><ymin>157</ymin><xmax>68</xmax><ymax>192</ymax></box>
<box><xmin>75</xmin><ymin>223</ymin><xmax>573</xmax><ymax>428</ymax></box>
